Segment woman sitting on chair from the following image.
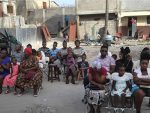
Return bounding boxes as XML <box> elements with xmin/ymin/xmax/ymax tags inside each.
<box><xmin>133</xmin><ymin>52</ymin><xmax>150</xmax><ymax>113</ymax></box>
<box><xmin>88</xmin><ymin>61</ymin><xmax>107</xmax><ymax>113</ymax></box>
<box><xmin>15</xmin><ymin>47</ymin><xmax>42</xmax><ymax>97</ymax></box>
<box><xmin>89</xmin><ymin>61</ymin><xmax>107</xmax><ymax>90</ymax></box>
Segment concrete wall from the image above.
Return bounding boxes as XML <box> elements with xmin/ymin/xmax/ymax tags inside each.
<box><xmin>79</xmin><ymin>14</ymin><xmax>117</xmax><ymax>39</ymax></box>
<box><xmin>0</xmin><ymin>27</ymin><xmax>42</xmax><ymax>49</ymax></box>
<box><xmin>121</xmin><ymin>0</ymin><xmax>150</xmax><ymax>11</ymax></box>
<box><xmin>27</xmin><ymin>7</ymin><xmax>76</xmax><ymax>35</ymax></box>
<box><xmin>77</xmin><ymin>0</ymin><xmax>117</xmax><ymax>15</ymax></box>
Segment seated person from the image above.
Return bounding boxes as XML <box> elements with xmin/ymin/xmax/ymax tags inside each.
<box><xmin>77</xmin><ymin>54</ymin><xmax>89</xmax><ymax>87</ymax></box>
<box><xmin>12</xmin><ymin>44</ymin><xmax>23</xmax><ymax>64</ymax></box>
<box><xmin>133</xmin><ymin>47</ymin><xmax>150</xmax><ymax>70</ymax></box>
<box><xmin>15</xmin><ymin>47</ymin><xmax>42</xmax><ymax>97</ymax></box>
<box><xmin>65</xmin><ymin>47</ymin><xmax>76</xmax><ymax>84</ymax></box>
<box><xmin>60</xmin><ymin>41</ymin><xmax>68</xmax><ymax>73</ymax></box>
<box><xmin>96</xmin><ymin>45</ymin><xmax>115</xmax><ymax>74</ymax></box>
<box><xmin>49</xmin><ymin>42</ymin><xmax>60</xmax><ymax>62</ymax></box>
<box><xmin>89</xmin><ymin>61</ymin><xmax>107</xmax><ymax>90</ymax></box>
<box><xmin>49</xmin><ymin>42</ymin><xmax>61</xmax><ymax>72</ymax></box>
<box><xmin>37</xmin><ymin>51</ymin><xmax>47</xmax><ymax>68</ymax></box>
<box><xmin>3</xmin><ymin>57</ymin><xmax>19</xmax><ymax>94</ymax></box>
<box><xmin>133</xmin><ymin>53</ymin><xmax>150</xmax><ymax>113</ymax></box>
<box><xmin>115</xmin><ymin>47</ymin><xmax>133</xmax><ymax>73</ymax></box>
<box><xmin>38</xmin><ymin>41</ymin><xmax>50</xmax><ymax>57</ymax></box>
<box><xmin>111</xmin><ymin>64</ymin><xmax>132</xmax><ymax>108</ymax></box>
<box><xmin>88</xmin><ymin>61</ymin><xmax>107</xmax><ymax>113</ymax></box>
<box><xmin>0</xmin><ymin>49</ymin><xmax>11</xmax><ymax>94</ymax></box>
<box><xmin>73</xmin><ymin>40</ymin><xmax>86</xmax><ymax>63</ymax></box>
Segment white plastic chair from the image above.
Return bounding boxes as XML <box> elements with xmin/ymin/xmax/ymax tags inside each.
<box><xmin>38</xmin><ymin>51</ymin><xmax>49</xmax><ymax>77</ymax></box>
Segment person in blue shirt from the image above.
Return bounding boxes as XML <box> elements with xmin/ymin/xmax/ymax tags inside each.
<box><xmin>49</xmin><ymin>42</ymin><xmax>61</xmax><ymax>74</ymax></box>
<box><xmin>49</xmin><ymin>42</ymin><xmax>60</xmax><ymax>59</ymax></box>
<box><xmin>0</xmin><ymin>49</ymin><xmax>11</xmax><ymax>94</ymax></box>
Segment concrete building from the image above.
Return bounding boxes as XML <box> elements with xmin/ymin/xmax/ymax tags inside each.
<box><xmin>118</xmin><ymin>0</ymin><xmax>150</xmax><ymax>38</ymax></box>
<box><xmin>0</xmin><ymin>0</ymin><xmax>16</xmax><ymax>17</ymax></box>
<box><xmin>77</xmin><ymin>0</ymin><xmax>150</xmax><ymax>39</ymax></box>
<box><xmin>27</xmin><ymin>7</ymin><xmax>76</xmax><ymax>36</ymax></box>
<box><xmin>76</xmin><ymin>0</ymin><xmax>118</xmax><ymax>39</ymax></box>
<box><xmin>16</xmin><ymin>0</ymin><xmax>59</xmax><ymax>22</ymax></box>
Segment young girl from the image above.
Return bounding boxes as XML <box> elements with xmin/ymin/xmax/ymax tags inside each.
<box><xmin>111</xmin><ymin>64</ymin><xmax>132</xmax><ymax>107</ymax></box>
<box><xmin>66</xmin><ymin>47</ymin><xmax>76</xmax><ymax>84</ymax></box>
<box><xmin>3</xmin><ymin>57</ymin><xmax>19</xmax><ymax>94</ymax></box>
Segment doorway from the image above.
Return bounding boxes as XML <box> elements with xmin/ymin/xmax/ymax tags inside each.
<box><xmin>128</xmin><ymin>17</ymin><xmax>137</xmax><ymax>37</ymax></box>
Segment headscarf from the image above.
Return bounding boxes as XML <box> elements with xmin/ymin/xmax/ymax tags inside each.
<box><xmin>91</xmin><ymin>60</ymin><xmax>101</xmax><ymax>70</ymax></box>
<box><xmin>24</xmin><ymin>47</ymin><xmax>32</xmax><ymax>56</ymax></box>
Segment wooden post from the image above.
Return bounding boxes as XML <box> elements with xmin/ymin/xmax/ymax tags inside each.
<box><xmin>103</xmin><ymin>0</ymin><xmax>109</xmax><ymax>43</ymax></box>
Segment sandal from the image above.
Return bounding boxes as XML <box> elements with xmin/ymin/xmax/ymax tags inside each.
<box><xmin>5</xmin><ymin>90</ymin><xmax>10</xmax><ymax>94</ymax></box>
<box><xmin>17</xmin><ymin>93</ymin><xmax>23</xmax><ymax>97</ymax></box>
<box><xmin>33</xmin><ymin>92</ymin><xmax>38</xmax><ymax>97</ymax></box>
<box><xmin>33</xmin><ymin>89</ymin><xmax>39</xmax><ymax>97</ymax></box>
<box><xmin>17</xmin><ymin>91</ymin><xmax>24</xmax><ymax>97</ymax></box>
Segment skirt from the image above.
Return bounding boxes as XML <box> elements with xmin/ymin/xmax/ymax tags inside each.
<box><xmin>3</xmin><ymin>74</ymin><xmax>18</xmax><ymax>87</ymax></box>
<box><xmin>15</xmin><ymin>71</ymin><xmax>42</xmax><ymax>89</ymax></box>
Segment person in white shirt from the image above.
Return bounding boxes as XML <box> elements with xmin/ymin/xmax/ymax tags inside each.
<box><xmin>133</xmin><ymin>53</ymin><xmax>150</xmax><ymax>113</ymax></box>
<box><xmin>111</xmin><ymin>64</ymin><xmax>132</xmax><ymax>107</ymax></box>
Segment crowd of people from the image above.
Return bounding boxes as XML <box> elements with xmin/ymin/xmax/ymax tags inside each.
<box><xmin>0</xmin><ymin>39</ymin><xmax>150</xmax><ymax>113</ymax></box>
<box><xmin>85</xmin><ymin>45</ymin><xmax>150</xmax><ymax>113</ymax></box>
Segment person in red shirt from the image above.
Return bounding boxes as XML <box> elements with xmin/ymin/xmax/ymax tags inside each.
<box><xmin>87</xmin><ymin>61</ymin><xmax>107</xmax><ymax>113</ymax></box>
<box><xmin>88</xmin><ymin>61</ymin><xmax>107</xmax><ymax>90</ymax></box>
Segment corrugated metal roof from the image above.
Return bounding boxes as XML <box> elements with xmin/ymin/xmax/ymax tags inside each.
<box><xmin>121</xmin><ymin>0</ymin><xmax>150</xmax><ymax>11</ymax></box>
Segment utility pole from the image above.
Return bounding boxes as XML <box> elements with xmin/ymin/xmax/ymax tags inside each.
<box><xmin>76</xmin><ymin>0</ymin><xmax>80</xmax><ymax>39</ymax></box>
<box><xmin>104</xmin><ymin>0</ymin><xmax>109</xmax><ymax>43</ymax></box>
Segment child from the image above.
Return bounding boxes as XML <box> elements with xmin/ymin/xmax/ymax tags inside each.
<box><xmin>111</xmin><ymin>64</ymin><xmax>132</xmax><ymax>107</ymax></box>
<box><xmin>77</xmin><ymin>54</ymin><xmax>89</xmax><ymax>87</ymax></box>
<box><xmin>66</xmin><ymin>47</ymin><xmax>76</xmax><ymax>84</ymax></box>
<box><xmin>3</xmin><ymin>57</ymin><xmax>19</xmax><ymax>94</ymax></box>
<box><xmin>112</xmin><ymin>54</ymin><xmax>117</xmax><ymax>61</ymax></box>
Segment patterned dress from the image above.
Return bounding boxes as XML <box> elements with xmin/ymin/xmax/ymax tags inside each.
<box><xmin>15</xmin><ymin>56</ymin><xmax>42</xmax><ymax>89</ymax></box>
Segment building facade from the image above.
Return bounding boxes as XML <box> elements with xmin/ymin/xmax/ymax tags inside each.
<box><xmin>76</xmin><ymin>0</ymin><xmax>117</xmax><ymax>39</ymax></box>
<box><xmin>118</xmin><ymin>0</ymin><xmax>150</xmax><ymax>37</ymax></box>
<box><xmin>77</xmin><ymin>0</ymin><xmax>150</xmax><ymax>39</ymax></box>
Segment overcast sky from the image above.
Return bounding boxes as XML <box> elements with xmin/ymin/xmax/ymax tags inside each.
<box><xmin>53</xmin><ymin>0</ymin><xmax>75</xmax><ymax>6</ymax></box>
